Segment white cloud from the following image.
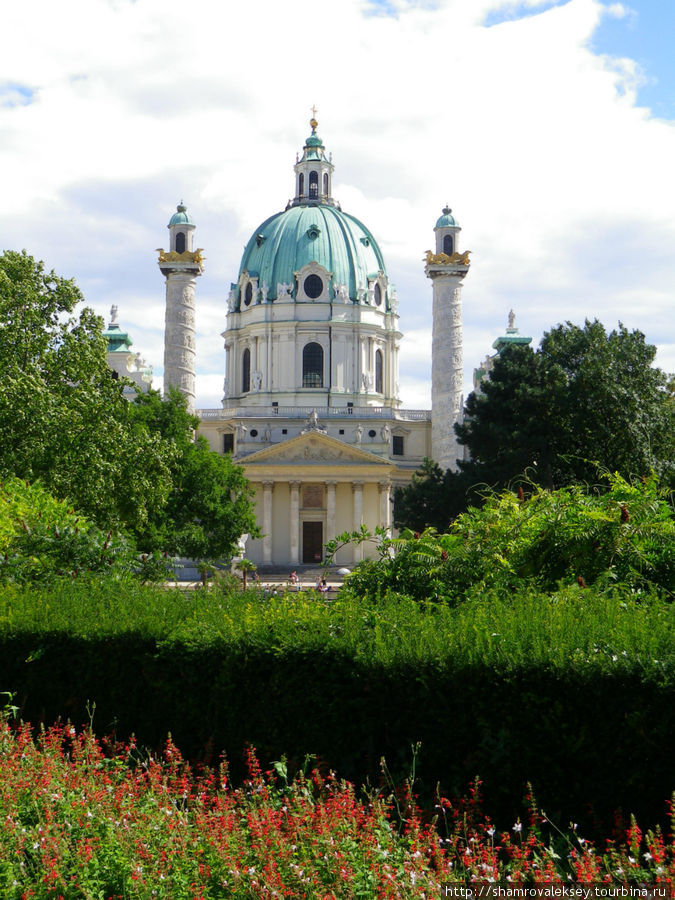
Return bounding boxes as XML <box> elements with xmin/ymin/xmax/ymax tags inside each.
<box><xmin>0</xmin><ymin>0</ymin><xmax>673</xmax><ymax>415</ymax></box>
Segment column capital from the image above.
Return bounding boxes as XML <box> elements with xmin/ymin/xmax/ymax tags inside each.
<box><xmin>378</xmin><ymin>480</ymin><xmax>391</xmax><ymax>492</ymax></box>
<box><xmin>289</xmin><ymin>480</ymin><xmax>301</xmax><ymax>489</ymax></box>
<box><xmin>262</xmin><ymin>480</ymin><xmax>275</xmax><ymax>489</ymax></box>
<box><xmin>325</xmin><ymin>480</ymin><xmax>338</xmax><ymax>488</ymax></box>
<box><xmin>351</xmin><ymin>481</ymin><xmax>363</xmax><ymax>492</ymax></box>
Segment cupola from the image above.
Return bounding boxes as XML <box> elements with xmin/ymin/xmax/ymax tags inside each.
<box><xmin>291</xmin><ymin>111</ymin><xmax>335</xmax><ymax>207</ymax></box>
<box><xmin>168</xmin><ymin>201</ymin><xmax>195</xmax><ymax>254</ymax></box>
<box><xmin>434</xmin><ymin>205</ymin><xmax>461</xmax><ymax>256</ymax></box>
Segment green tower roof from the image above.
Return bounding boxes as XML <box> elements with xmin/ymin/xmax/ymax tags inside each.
<box><xmin>168</xmin><ymin>202</ymin><xmax>194</xmax><ymax>227</ymax></box>
<box><xmin>435</xmin><ymin>205</ymin><xmax>458</xmax><ymax>228</ymax></box>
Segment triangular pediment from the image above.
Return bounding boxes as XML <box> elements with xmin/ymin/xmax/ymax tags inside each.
<box><xmin>239</xmin><ymin>430</ymin><xmax>394</xmax><ymax>466</ymax></box>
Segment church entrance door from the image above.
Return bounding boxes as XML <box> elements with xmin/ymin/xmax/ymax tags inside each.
<box><xmin>302</xmin><ymin>521</ymin><xmax>323</xmax><ymax>564</ymax></box>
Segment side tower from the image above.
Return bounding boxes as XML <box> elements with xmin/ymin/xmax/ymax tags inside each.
<box><xmin>157</xmin><ymin>202</ymin><xmax>204</xmax><ymax>413</ymax></box>
<box><xmin>425</xmin><ymin>206</ymin><xmax>471</xmax><ymax>471</ymax></box>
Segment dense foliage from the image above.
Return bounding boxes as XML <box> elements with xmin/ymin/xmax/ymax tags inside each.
<box><xmin>129</xmin><ymin>389</ymin><xmax>259</xmax><ymax>558</ymax></box>
<box><xmin>356</xmin><ymin>474</ymin><xmax>673</xmax><ymax>604</ymax></box>
<box><xmin>0</xmin><ymin>477</ymin><xmax>132</xmax><ymax>583</ymax></box>
<box><xmin>0</xmin><ymin>251</ymin><xmax>257</xmax><ymax>562</ymax></box>
<box><xmin>1</xmin><ymin>717</ymin><xmax>674</xmax><ymax>897</ymax></box>
<box><xmin>458</xmin><ymin>319</ymin><xmax>673</xmax><ymax>488</ymax></box>
<box><xmin>1</xmin><ymin>577</ymin><xmax>674</xmax><ymax>830</ymax></box>
<box><xmin>394</xmin><ymin>320</ymin><xmax>674</xmax><ymax>529</ymax></box>
<box><xmin>0</xmin><ymin>250</ymin><xmax>173</xmax><ymax>533</ymax></box>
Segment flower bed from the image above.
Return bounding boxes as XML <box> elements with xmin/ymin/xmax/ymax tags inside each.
<box><xmin>0</xmin><ymin>718</ymin><xmax>673</xmax><ymax>898</ymax></box>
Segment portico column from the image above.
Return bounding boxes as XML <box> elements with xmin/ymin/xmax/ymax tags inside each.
<box><xmin>378</xmin><ymin>481</ymin><xmax>391</xmax><ymax>536</ymax></box>
<box><xmin>326</xmin><ymin>481</ymin><xmax>337</xmax><ymax>544</ymax></box>
<box><xmin>262</xmin><ymin>481</ymin><xmax>274</xmax><ymax>565</ymax></box>
<box><xmin>289</xmin><ymin>481</ymin><xmax>300</xmax><ymax>565</ymax></box>
<box><xmin>352</xmin><ymin>482</ymin><xmax>363</xmax><ymax>563</ymax></box>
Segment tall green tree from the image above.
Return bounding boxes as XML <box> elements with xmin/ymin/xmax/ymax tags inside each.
<box><xmin>456</xmin><ymin>319</ymin><xmax>673</xmax><ymax>491</ymax></box>
<box><xmin>130</xmin><ymin>389</ymin><xmax>259</xmax><ymax>559</ymax></box>
<box><xmin>395</xmin><ymin>320</ymin><xmax>673</xmax><ymax>529</ymax></box>
<box><xmin>392</xmin><ymin>458</ymin><xmax>476</xmax><ymax>532</ymax></box>
<box><xmin>0</xmin><ymin>250</ymin><xmax>173</xmax><ymax>530</ymax></box>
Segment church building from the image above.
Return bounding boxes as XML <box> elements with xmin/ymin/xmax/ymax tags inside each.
<box><xmin>157</xmin><ymin>117</ymin><xmax>471</xmax><ymax>569</ymax></box>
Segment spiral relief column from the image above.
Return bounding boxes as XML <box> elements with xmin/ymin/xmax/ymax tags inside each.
<box><xmin>425</xmin><ymin>207</ymin><xmax>470</xmax><ymax>472</ymax></box>
<box><xmin>158</xmin><ymin>202</ymin><xmax>204</xmax><ymax>413</ymax></box>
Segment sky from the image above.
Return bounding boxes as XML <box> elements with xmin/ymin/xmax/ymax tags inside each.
<box><xmin>1</xmin><ymin>0</ymin><xmax>673</xmax><ymax>410</ymax></box>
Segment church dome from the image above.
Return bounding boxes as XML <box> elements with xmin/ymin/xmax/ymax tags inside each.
<box><xmin>238</xmin><ymin>203</ymin><xmax>387</xmax><ymax>302</ymax></box>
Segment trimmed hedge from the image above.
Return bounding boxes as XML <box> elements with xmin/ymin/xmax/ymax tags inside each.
<box><xmin>1</xmin><ymin>581</ymin><xmax>674</xmax><ymax>833</ymax></box>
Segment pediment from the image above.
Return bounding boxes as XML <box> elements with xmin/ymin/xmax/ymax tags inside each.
<box><xmin>240</xmin><ymin>430</ymin><xmax>393</xmax><ymax>466</ymax></box>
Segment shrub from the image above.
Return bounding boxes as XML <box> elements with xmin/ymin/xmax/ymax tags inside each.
<box><xmin>341</xmin><ymin>473</ymin><xmax>674</xmax><ymax>604</ymax></box>
<box><xmin>0</xmin><ymin>477</ymin><xmax>132</xmax><ymax>584</ymax></box>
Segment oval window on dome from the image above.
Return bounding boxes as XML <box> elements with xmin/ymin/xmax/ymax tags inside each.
<box><xmin>374</xmin><ymin>283</ymin><xmax>382</xmax><ymax>306</ymax></box>
<box><xmin>244</xmin><ymin>283</ymin><xmax>253</xmax><ymax>306</ymax></box>
<box><xmin>304</xmin><ymin>274</ymin><xmax>323</xmax><ymax>299</ymax></box>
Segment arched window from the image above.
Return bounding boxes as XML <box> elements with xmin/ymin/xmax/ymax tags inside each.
<box><xmin>302</xmin><ymin>342</ymin><xmax>323</xmax><ymax>388</ymax></box>
<box><xmin>323</xmin><ymin>173</ymin><xmax>328</xmax><ymax>195</ymax></box>
<box><xmin>443</xmin><ymin>234</ymin><xmax>454</xmax><ymax>255</ymax></box>
<box><xmin>242</xmin><ymin>348</ymin><xmax>251</xmax><ymax>393</ymax></box>
<box><xmin>309</xmin><ymin>171</ymin><xmax>318</xmax><ymax>199</ymax></box>
<box><xmin>175</xmin><ymin>232</ymin><xmax>186</xmax><ymax>254</ymax></box>
<box><xmin>298</xmin><ymin>173</ymin><xmax>304</xmax><ymax>196</ymax></box>
<box><xmin>375</xmin><ymin>349</ymin><xmax>383</xmax><ymax>394</ymax></box>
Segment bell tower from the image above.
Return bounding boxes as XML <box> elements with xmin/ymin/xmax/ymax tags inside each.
<box><xmin>157</xmin><ymin>202</ymin><xmax>204</xmax><ymax>413</ymax></box>
<box><xmin>425</xmin><ymin>206</ymin><xmax>470</xmax><ymax>471</ymax></box>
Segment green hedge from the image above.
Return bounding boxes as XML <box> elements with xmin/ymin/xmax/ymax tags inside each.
<box><xmin>0</xmin><ymin>580</ymin><xmax>674</xmax><ymax>833</ymax></box>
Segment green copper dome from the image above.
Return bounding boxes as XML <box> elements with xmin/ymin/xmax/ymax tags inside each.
<box><xmin>168</xmin><ymin>202</ymin><xmax>194</xmax><ymax>227</ymax></box>
<box><xmin>238</xmin><ymin>204</ymin><xmax>387</xmax><ymax>303</ymax></box>
<box><xmin>435</xmin><ymin>206</ymin><xmax>457</xmax><ymax>228</ymax></box>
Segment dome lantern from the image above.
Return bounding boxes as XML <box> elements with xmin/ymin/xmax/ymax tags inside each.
<box><xmin>292</xmin><ymin>109</ymin><xmax>335</xmax><ymax>208</ymax></box>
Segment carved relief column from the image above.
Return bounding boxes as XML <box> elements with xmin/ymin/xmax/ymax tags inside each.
<box><xmin>378</xmin><ymin>481</ymin><xmax>391</xmax><ymax>536</ymax></box>
<box><xmin>262</xmin><ymin>481</ymin><xmax>274</xmax><ymax>565</ymax></box>
<box><xmin>352</xmin><ymin>482</ymin><xmax>363</xmax><ymax>563</ymax></box>
<box><xmin>289</xmin><ymin>481</ymin><xmax>300</xmax><ymax>565</ymax></box>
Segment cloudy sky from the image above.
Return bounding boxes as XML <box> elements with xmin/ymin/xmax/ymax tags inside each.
<box><xmin>1</xmin><ymin>0</ymin><xmax>673</xmax><ymax>410</ymax></box>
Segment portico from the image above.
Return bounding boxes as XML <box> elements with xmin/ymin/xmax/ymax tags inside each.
<box><xmin>240</xmin><ymin>430</ymin><xmax>394</xmax><ymax>567</ymax></box>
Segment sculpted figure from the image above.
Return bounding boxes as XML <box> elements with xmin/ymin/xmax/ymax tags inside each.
<box><xmin>251</xmin><ymin>370</ymin><xmax>263</xmax><ymax>391</ymax></box>
<box><xmin>277</xmin><ymin>282</ymin><xmax>293</xmax><ymax>298</ymax></box>
<box><xmin>227</xmin><ymin>289</ymin><xmax>237</xmax><ymax>312</ymax></box>
<box><xmin>362</xmin><ymin>372</ymin><xmax>372</xmax><ymax>392</ymax></box>
<box><xmin>353</xmin><ymin>424</ymin><xmax>363</xmax><ymax>444</ymax></box>
<box><xmin>381</xmin><ymin>422</ymin><xmax>391</xmax><ymax>442</ymax></box>
<box><xmin>261</xmin><ymin>281</ymin><xmax>269</xmax><ymax>303</ymax></box>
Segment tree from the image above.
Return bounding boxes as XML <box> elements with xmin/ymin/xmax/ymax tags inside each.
<box><xmin>394</xmin><ymin>320</ymin><xmax>672</xmax><ymax>530</ymax></box>
<box><xmin>0</xmin><ymin>251</ymin><xmax>173</xmax><ymax>531</ymax></box>
<box><xmin>456</xmin><ymin>320</ymin><xmax>673</xmax><ymax>492</ymax></box>
<box><xmin>392</xmin><ymin>458</ymin><xmax>477</xmax><ymax>532</ymax></box>
<box><xmin>129</xmin><ymin>389</ymin><xmax>259</xmax><ymax>559</ymax></box>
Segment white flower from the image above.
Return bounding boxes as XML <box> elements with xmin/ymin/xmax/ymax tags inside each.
<box><xmin>643</xmin><ymin>852</ymin><xmax>653</xmax><ymax>861</ymax></box>
<box><xmin>513</xmin><ymin>822</ymin><xmax>522</xmax><ymax>833</ymax></box>
<box><xmin>487</xmin><ymin>827</ymin><xmax>496</xmax><ymax>837</ymax></box>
